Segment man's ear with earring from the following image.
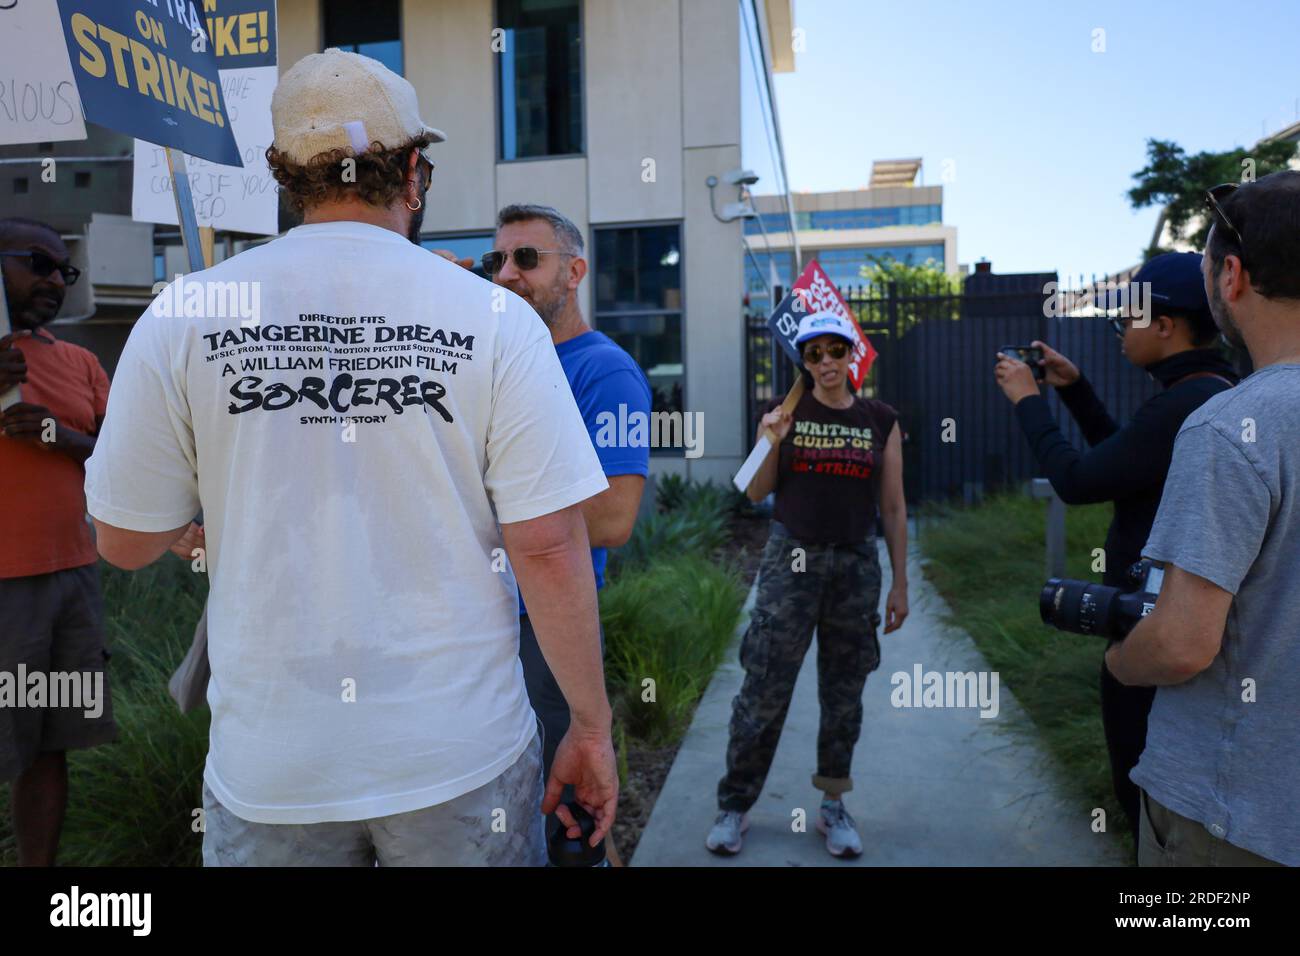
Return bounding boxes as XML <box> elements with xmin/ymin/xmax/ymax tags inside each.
<box><xmin>405</xmin><ymin>150</ymin><xmax>423</xmax><ymax>212</ymax></box>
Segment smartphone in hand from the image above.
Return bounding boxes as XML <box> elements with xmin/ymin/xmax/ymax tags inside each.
<box><xmin>998</xmin><ymin>345</ymin><xmax>1045</xmax><ymax>381</ymax></box>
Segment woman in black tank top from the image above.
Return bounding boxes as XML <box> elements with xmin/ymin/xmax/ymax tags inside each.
<box><xmin>706</xmin><ymin>314</ymin><xmax>910</xmax><ymax>859</ymax></box>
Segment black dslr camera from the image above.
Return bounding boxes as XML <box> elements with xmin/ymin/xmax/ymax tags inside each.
<box><xmin>1040</xmin><ymin>559</ymin><xmax>1165</xmax><ymax>639</ymax></box>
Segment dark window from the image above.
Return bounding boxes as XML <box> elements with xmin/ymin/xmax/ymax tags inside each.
<box><xmin>323</xmin><ymin>0</ymin><xmax>403</xmax><ymax>76</ymax></box>
<box><xmin>13</xmin><ymin>177</ymin><xmax>28</xmax><ymax>194</ymax></box>
<box><xmin>594</xmin><ymin>224</ymin><xmax>683</xmax><ymax>431</ymax></box>
<box><xmin>74</xmin><ymin>171</ymin><xmax>92</xmax><ymax>189</ymax></box>
<box><xmin>496</xmin><ymin>0</ymin><xmax>582</xmax><ymax>160</ymax></box>
<box><xmin>420</xmin><ymin>233</ymin><xmax>494</xmax><ymax>279</ymax></box>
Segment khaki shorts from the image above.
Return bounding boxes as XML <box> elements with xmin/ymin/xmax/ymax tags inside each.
<box><xmin>0</xmin><ymin>564</ymin><xmax>118</xmax><ymax>782</ymax></box>
<box><xmin>201</xmin><ymin>731</ymin><xmax>548</xmax><ymax>866</ymax></box>
<box><xmin>1138</xmin><ymin>788</ymin><xmax>1282</xmax><ymax>867</ymax></box>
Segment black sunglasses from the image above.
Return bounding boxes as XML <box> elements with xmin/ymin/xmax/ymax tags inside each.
<box><xmin>802</xmin><ymin>341</ymin><xmax>850</xmax><ymax>364</ymax></box>
<box><xmin>481</xmin><ymin>247</ymin><xmax>569</xmax><ymax>276</ymax></box>
<box><xmin>0</xmin><ymin>249</ymin><xmax>80</xmax><ymax>285</ymax></box>
<box><xmin>1205</xmin><ymin>182</ymin><xmax>1246</xmax><ymax>263</ymax></box>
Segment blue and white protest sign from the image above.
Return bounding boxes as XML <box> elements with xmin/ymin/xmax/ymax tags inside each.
<box><xmin>56</xmin><ymin>0</ymin><xmax>242</xmax><ymax>166</ymax></box>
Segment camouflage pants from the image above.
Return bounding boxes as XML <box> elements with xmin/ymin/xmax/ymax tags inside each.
<box><xmin>718</xmin><ymin>522</ymin><xmax>883</xmax><ymax>813</ymax></box>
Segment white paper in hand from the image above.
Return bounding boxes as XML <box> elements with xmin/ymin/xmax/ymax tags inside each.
<box><xmin>732</xmin><ymin>433</ymin><xmax>774</xmax><ymax>494</ymax></box>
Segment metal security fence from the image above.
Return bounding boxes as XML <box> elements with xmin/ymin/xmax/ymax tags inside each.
<box><xmin>744</xmin><ymin>277</ymin><xmax>1187</xmax><ymax>506</ymax></box>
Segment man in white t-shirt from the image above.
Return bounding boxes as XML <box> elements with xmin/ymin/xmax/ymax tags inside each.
<box><xmin>83</xmin><ymin>49</ymin><xmax>617</xmax><ymax>866</ymax></box>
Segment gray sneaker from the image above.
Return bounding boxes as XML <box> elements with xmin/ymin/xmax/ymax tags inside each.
<box><xmin>705</xmin><ymin>810</ymin><xmax>750</xmax><ymax>855</ymax></box>
<box><xmin>816</xmin><ymin>800</ymin><xmax>863</xmax><ymax>858</ymax></box>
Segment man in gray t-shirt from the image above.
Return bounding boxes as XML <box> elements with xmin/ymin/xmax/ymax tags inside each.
<box><xmin>1105</xmin><ymin>170</ymin><xmax>1300</xmax><ymax>867</ymax></box>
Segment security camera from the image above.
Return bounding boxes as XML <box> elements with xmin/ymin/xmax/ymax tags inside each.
<box><xmin>725</xmin><ymin>168</ymin><xmax>760</xmax><ymax>187</ymax></box>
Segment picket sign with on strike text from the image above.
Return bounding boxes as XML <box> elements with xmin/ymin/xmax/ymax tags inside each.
<box><xmin>132</xmin><ymin>1</ymin><xmax>279</xmax><ymax>236</ymax></box>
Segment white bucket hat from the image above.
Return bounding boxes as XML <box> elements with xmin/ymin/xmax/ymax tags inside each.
<box><xmin>271</xmin><ymin>48</ymin><xmax>446</xmax><ymax>165</ymax></box>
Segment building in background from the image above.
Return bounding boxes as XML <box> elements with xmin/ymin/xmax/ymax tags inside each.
<box><xmin>744</xmin><ymin>157</ymin><xmax>958</xmax><ymax>318</ymax></box>
<box><xmin>0</xmin><ymin>0</ymin><xmax>799</xmax><ymax>485</ymax></box>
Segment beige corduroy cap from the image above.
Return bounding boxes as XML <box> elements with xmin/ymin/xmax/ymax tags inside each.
<box><xmin>271</xmin><ymin>48</ymin><xmax>446</xmax><ymax>165</ymax></box>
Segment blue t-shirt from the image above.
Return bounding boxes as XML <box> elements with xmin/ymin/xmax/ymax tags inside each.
<box><xmin>519</xmin><ymin>330</ymin><xmax>651</xmax><ymax>616</ymax></box>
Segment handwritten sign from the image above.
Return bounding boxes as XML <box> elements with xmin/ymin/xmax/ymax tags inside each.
<box><xmin>0</xmin><ymin>0</ymin><xmax>88</xmax><ymax>145</ymax></box>
<box><xmin>132</xmin><ymin>67</ymin><xmax>277</xmax><ymax>234</ymax></box>
<box><xmin>132</xmin><ymin>1</ymin><xmax>277</xmax><ymax>235</ymax></box>
<box><xmin>767</xmin><ymin>260</ymin><xmax>877</xmax><ymax>390</ymax></box>
<box><xmin>55</xmin><ymin>0</ymin><xmax>242</xmax><ymax>166</ymax></box>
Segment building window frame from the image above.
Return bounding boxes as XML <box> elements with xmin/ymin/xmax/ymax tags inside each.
<box><xmin>591</xmin><ymin>219</ymin><xmax>685</xmax><ymax>455</ymax></box>
<box><xmin>492</xmin><ymin>0</ymin><xmax>587</xmax><ymax>163</ymax></box>
<box><xmin>321</xmin><ymin>0</ymin><xmax>405</xmax><ymax>77</ymax></box>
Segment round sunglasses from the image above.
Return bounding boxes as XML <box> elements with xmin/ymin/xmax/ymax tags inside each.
<box><xmin>0</xmin><ymin>249</ymin><xmax>80</xmax><ymax>286</ymax></box>
<box><xmin>802</xmin><ymin>341</ymin><xmax>850</xmax><ymax>364</ymax></box>
<box><xmin>480</xmin><ymin>246</ymin><xmax>570</xmax><ymax>276</ymax></box>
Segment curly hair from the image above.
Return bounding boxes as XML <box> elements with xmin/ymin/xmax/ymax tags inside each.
<box><xmin>265</xmin><ymin>134</ymin><xmax>433</xmax><ymax>213</ymax></box>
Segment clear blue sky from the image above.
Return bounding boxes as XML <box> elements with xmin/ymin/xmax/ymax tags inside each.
<box><xmin>773</xmin><ymin>0</ymin><xmax>1300</xmax><ymax>282</ymax></box>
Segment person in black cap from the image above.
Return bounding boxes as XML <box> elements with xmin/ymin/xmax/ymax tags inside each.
<box><xmin>992</xmin><ymin>251</ymin><xmax>1238</xmax><ymax>853</ymax></box>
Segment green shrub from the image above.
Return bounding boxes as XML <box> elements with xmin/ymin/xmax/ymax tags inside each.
<box><xmin>656</xmin><ymin>475</ymin><xmax>747</xmax><ymax>519</ymax></box>
<box><xmin>600</xmin><ymin>555</ymin><xmax>745</xmax><ymax>746</ymax></box>
<box><xmin>607</xmin><ymin>508</ymin><xmax>730</xmax><ymax>578</ymax></box>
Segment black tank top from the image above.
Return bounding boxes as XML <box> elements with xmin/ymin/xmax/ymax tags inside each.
<box><xmin>767</xmin><ymin>390</ymin><xmax>899</xmax><ymax>545</ymax></box>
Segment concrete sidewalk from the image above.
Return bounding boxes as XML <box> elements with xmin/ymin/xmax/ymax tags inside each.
<box><xmin>631</xmin><ymin>537</ymin><xmax>1129</xmax><ymax>867</ymax></box>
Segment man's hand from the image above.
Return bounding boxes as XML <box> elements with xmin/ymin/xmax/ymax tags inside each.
<box><xmin>0</xmin><ymin>334</ymin><xmax>28</xmax><ymax>392</ymax></box>
<box><xmin>1030</xmin><ymin>340</ymin><xmax>1080</xmax><ymax>387</ymax></box>
<box><xmin>994</xmin><ymin>353</ymin><xmax>1041</xmax><ymax>404</ymax></box>
<box><xmin>169</xmin><ymin>522</ymin><xmax>205</xmax><ymax>560</ymax></box>
<box><xmin>430</xmin><ymin>248</ymin><xmax>475</xmax><ymax>270</ymax></box>
<box><xmin>884</xmin><ymin>583</ymin><xmax>909</xmax><ymax>633</ymax></box>
<box><xmin>542</xmin><ymin>722</ymin><xmax>618</xmax><ymax>847</ymax></box>
<box><xmin>0</xmin><ymin>402</ymin><xmax>56</xmax><ymax>446</ymax></box>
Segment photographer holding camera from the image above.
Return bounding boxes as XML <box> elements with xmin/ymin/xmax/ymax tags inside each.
<box><xmin>1106</xmin><ymin>171</ymin><xmax>1300</xmax><ymax>867</ymax></box>
<box><xmin>994</xmin><ymin>252</ymin><xmax>1238</xmax><ymax>848</ymax></box>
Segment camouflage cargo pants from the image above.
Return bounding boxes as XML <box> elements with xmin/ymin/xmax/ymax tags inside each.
<box><xmin>718</xmin><ymin>522</ymin><xmax>883</xmax><ymax>813</ymax></box>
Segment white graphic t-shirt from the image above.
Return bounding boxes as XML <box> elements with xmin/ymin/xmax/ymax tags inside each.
<box><xmin>85</xmin><ymin>221</ymin><xmax>608</xmax><ymax>824</ymax></box>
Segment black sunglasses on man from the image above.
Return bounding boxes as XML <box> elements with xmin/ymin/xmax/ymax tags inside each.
<box><xmin>1205</xmin><ymin>182</ymin><xmax>1246</xmax><ymax>266</ymax></box>
<box><xmin>0</xmin><ymin>249</ymin><xmax>81</xmax><ymax>286</ymax></box>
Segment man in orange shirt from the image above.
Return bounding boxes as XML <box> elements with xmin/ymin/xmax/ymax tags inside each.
<box><xmin>0</xmin><ymin>217</ymin><xmax>116</xmax><ymax>866</ymax></box>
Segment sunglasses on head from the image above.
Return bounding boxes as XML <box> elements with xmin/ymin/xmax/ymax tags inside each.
<box><xmin>480</xmin><ymin>246</ymin><xmax>569</xmax><ymax>276</ymax></box>
<box><xmin>1205</xmin><ymin>182</ymin><xmax>1246</xmax><ymax>264</ymax></box>
<box><xmin>0</xmin><ymin>249</ymin><xmax>80</xmax><ymax>285</ymax></box>
<box><xmin>802</xmin><ymin>341</ymin><xmax>850</xmax><ymax>364</ymax></box>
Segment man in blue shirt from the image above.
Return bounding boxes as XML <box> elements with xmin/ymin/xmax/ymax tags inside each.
<box><xmin>486</xmin><ymin>204</ymin><xmax>651</xmax><ymax>840</ymax></box>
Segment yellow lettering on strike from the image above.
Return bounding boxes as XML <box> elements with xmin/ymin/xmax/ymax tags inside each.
<box><xmin>70</xmin><ymin>14</ymin><xmax>107</xmax><ymax>79</ymax></box>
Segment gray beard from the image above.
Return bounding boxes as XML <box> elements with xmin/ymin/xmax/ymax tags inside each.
<box><xmin>532</xmin><ymin>283</ymin><xmax>570</xmax><ymax>328</ymax></box>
